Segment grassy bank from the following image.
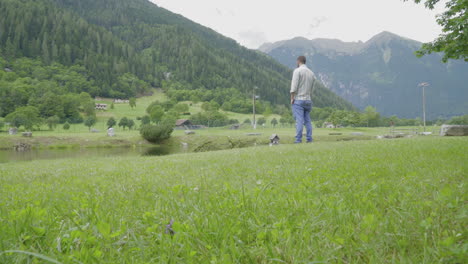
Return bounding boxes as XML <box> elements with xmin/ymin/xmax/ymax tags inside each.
<box><xmin>0</xmin><ymin>137</ymin><xmax>466</xmax><ymax>263</ymax></box>
<box><xmin>0</xmin><ymin>127</ymin><xmax>382</xmax><ymax>151</ymax></box>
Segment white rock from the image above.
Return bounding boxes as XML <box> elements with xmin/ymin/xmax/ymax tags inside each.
<box><xmin>440</xmin><ymin>125</ymin><xmax>468</xmax><ymax>136</ymax></box>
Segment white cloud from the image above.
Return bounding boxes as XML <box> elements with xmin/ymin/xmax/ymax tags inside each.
<box><xmin>238</xmin><ymin>30</ymin><xmax>269</xmax><ymax>49</ymax></box>
<box><xmin>151</xmin><ymin>0</ymin><xmax>446</xmax><ymax>49</ymax></box>
<box><xmin>307</xmin><ymin>17</ymin><xmax>328</xmax><ymax>37</ymax></box>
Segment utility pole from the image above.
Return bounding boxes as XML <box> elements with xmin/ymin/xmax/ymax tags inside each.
<box><xmin>253</xmin><ymin>86</ymin><xmax>258</xmax><ymax>129</ymax></box>
<box><xmin>418</xmin><ymin>82</ymin><xmax>429</xmax><ymax>132</ymax></box>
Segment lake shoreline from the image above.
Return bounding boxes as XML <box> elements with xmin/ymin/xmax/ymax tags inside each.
<box><xmin>0</xmin><ymin>133</ymin><xmax>376</xmax><ymax>163</ymax></box>
<box><xmin>0</xmin><ymin>133</ymin><xmax>374</xmax><ymax>151</ymax></box>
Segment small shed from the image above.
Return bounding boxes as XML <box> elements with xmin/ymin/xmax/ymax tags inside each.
<box><xmin>324</xmin><ymin>122</ymin><xmax>335</xmax><ymax>129</ymax></box>
<box><xmin>176</xmin><ymin>119</ymin><xmax>192</xmax><ymax>128</ymax></box>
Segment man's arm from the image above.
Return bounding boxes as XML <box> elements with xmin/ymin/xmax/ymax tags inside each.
<box><xmin>290</xmin><ymin>92</ymin><xmax>296</xmax><ymax>105</ymax></box>
<box><xmin>290</xmin><ymin>70</ymin><xmax>299</xmax><ymax>104</ymax></box>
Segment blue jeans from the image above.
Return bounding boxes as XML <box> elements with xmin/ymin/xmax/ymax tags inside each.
<box><xmin>292</xmin><ymin>100</ymin><xmax>313</xmax><ymax>143</ymax></box>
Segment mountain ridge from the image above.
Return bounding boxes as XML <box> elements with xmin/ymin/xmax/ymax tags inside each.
<box><xmin>259</xmin><ymin>31</ymin><xmax>468</xmax><ymax>119</ymax></box>
<box><xmin>259</xmin><ymin>31</ymin><xmax>419</xmax><ymax>55</ymax></box>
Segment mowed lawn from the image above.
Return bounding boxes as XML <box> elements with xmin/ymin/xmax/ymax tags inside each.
<box><xmin>0</xmin><ymin>137</ymin><xmax>466</xmax><ymax>263</ymax></box>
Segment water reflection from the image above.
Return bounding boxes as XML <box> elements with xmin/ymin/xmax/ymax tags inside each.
<box><xmin>0</xmin><ymin>145</ymin><xmax>177</xmax><ymax>163</ymax></box>
<box><xmin>142</xmin><ymin>146</ymin><xmax>173</xmax><ymax>156</ymax></box>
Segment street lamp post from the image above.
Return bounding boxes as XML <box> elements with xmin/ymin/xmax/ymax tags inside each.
<box><xmin>253</xmin><ymin>86</ymin><xmax>258</xmax><ymax>129</ymax></box>
<box><xmin>418</xmin><ymin>82</ymin><xmax>430</xmax><ymax>132</ymax></box>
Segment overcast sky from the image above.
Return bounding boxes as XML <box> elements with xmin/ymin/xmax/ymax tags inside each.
<box><xmin>150</xmin><ymin>0</ymin><xmax>446</xmax><ymax>49</ymax></box>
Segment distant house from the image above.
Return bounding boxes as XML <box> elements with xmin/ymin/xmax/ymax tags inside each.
<box><xmin>95</xmin><ymin>103</ymin><xmax>108</xmax><ymax>110</ymax></box>
<box><xmin>176</xmin><ymin>119</ymin><xmax>192</xmax><ymax>128</ymax></box>
<box><xmin>113</xmin><ymin>99</ymin><xmax>130</xmax><ymax>104</ymax></box>
<box><xmin>323</xmin><ymin>122</ymin><xmax>335</xmax><ymax>129</ymax></box>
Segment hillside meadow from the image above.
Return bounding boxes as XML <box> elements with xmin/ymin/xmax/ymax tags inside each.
<box><xmin>0</xmin><ymin>137</ymin><xmax>466</xmax><ymax>263</ymax></box>
<box><xmin>1</xmin><ymin>88</ymin><xmax>442</xmax><ymax>153</ymax></box>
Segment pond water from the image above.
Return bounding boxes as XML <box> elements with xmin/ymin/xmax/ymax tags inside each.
<box><xmin>0</xmin><ymin>146</ymin><xmax>178</xmax><ymax>163</ymax></box>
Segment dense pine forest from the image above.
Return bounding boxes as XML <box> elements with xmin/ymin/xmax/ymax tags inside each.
<box><xmin>0</xmin><ymin>0</ymin><xmax>354</xmax><ymax>121</ymax></box>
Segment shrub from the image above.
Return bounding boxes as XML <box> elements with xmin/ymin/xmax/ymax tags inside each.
<box><xmin>140</xmin><ymin>123</ymin><xmax>174</xmax><ymax>143</ymax></box>
<box><xmin>63</xmin><ymin>122</ymin><xmax>71</xmax><ymax>130</ymax></box>
<box><xmin>229</xmin><ymin>119</ymin><xmax>239</xmax><ymax>125</ymax></box>
<box><xmin>46</xmin><ymin>116</ymin><xmax>60</xmax><ymax>130</ymax></box>
<box><xmin>173</xmin><ymin>103</ymin><xmax>189</xmax><ymax>114</ymax></box>
<box><xmin>257</xmin><ymin>117</ymin><xmax>266</xmax><ymax>126</ymax></box>
<box><xmin>5</xmin><ymin>106</ymin><xmax>42</xmax><ymax>130</ymax></box>
<box><xmin>191</xmin><ymin>111</ymin><xmax>229</xmax><ymax>127</ymax></box>
<box><xmin>141</xmin><ymin>115</ymin><xmax>151</xmax><ymax>125</ymax></box>
<box><xmin>447</xmin><ymin>115</ymin><xmax>468</xmax><ymax>125</ymax></box>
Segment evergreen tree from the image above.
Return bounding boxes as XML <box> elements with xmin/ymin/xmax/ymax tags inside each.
<box><xmin>127</xmin><ymin>119</ymin><xmax>135</xmax><ymax>130</ymax></box>
<box><xmin>107</xmin><ymin>117</ymin><xmax>116</xmax><ymax>128</ymax></box>
<box><xmin>271</xmin><ymin>118</ymin><xmax>278</xmax><ymax>127</ymax></box>
<box><xmin>84</xmin><ymin>116</ymin><xmax>97</xmax><ymax>131</ymax></box>
<box><xmin>41</xmin><ymin>33</ymin><xmax>50</xmax><ymax>65</ymax></box>
<box><xmin>129</xmin><ymin>98</ymin><xmax>136</xmax><ymax>109</ymax></box>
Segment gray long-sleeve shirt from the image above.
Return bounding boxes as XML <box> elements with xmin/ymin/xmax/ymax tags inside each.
<box><xmin>290</xmin><ymin>64</ymin><xmax>316</xmax><ymax>101</ymax></box>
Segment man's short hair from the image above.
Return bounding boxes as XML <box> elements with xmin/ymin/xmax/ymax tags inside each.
<box><xmin>297</xmin><ymin>56</ymin><xmax>306</xmax><ymax>64</ymax></box>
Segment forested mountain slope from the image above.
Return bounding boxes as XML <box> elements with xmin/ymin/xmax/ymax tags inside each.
<box><xmin>0</xmin><ymin>0</ymin><xmax>354</xmax><ymax>120</ymax></box>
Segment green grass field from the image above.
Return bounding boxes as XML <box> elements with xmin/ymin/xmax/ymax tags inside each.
<box><xmin>0</xmin><ymin>89</ymin><xmax>440</xmax><ymax>151</ymax></box>
<box><xmin>1</xmin><ymin>89</ymin><xmax>410</xmax><ymax>151</ymax></box>
<box><xmin>0</xmin><ymin>125</ymin><xmax>414</xmax><ymax>152</ymax></box>
<box><xmin>1</xmin><ymin>137</ymin><xmax>466</xmax><ymax>263</ymax></box>
<box><xmin>95</xmin><ymin>89</ymin><xmax>276</xmax><ymax>129</ymax></box>
<box><xmin>36</xmin><ymin>88</ymin><xmax>282</xmax><ymax>133</ymax></box>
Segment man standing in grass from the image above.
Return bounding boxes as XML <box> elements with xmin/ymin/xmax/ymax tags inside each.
<box><xmin>290</xmin><ymin>56</ymin><xmax>316</xmax><ymax>143</ymax></box>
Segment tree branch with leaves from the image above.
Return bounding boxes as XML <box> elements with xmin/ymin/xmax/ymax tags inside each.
<box><xmin>404</xmin><ymin>0</ymin><xmax>468</xmax><ymax>62</ymax></box>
